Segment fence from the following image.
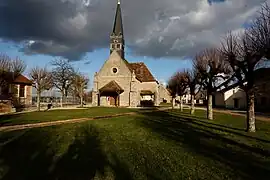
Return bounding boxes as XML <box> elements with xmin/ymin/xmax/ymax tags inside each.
<box><xmin>32</xmin><ymin>96</ymin><xmax>81</xmax><ymax>107</ymax></box>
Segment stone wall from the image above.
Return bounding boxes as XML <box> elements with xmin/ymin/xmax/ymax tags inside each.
<box><xmin>158</xmin><ymin>84</ymin><xmax>171</xmax><ymax>103</ymax></box>
<box><xmin>93</xmin><ymin>50</ymin><xmax>161</xmax><ymax>107</ymax></box>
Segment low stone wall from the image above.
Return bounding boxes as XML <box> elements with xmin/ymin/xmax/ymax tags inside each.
<box><xmin>0</xmin><ymin>100</ymin><xmax>12</xmax><ymax>113</ymax></box>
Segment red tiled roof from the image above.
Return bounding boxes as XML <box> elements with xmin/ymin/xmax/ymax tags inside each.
<box><xmin>13</xmin><ymin>74</ymin><xmax>32</xmax><ymax>85</ymax></box>
<box><xmin>128</xmin><ymin>62</ymin><xmax>156</xmax><ymax>82</ymax></box>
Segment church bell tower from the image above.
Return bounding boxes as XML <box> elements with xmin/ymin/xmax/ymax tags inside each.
<box><xmin>110</xmin><ymin>0</ymin><xmax>125</xmax><ymax>59</ymax></box>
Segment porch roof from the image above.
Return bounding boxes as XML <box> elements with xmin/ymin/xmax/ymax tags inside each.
<box><xmin>99</xmin><ymin>81</ymin><xmax>124</xmax><ymax>94</ymax></box>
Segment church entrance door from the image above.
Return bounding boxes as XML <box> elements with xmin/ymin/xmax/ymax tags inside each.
<box><xmin>109</xmin><ymin>96</ymin><xmax>120</xmax><ymax>106</ymax></box>
<box><xmin>109</xmin><ymin>96</ymin><xmax>116</xmax><ymax>106</ymax></box>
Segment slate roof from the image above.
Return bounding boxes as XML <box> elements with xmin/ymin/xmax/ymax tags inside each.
<box><xmin>112</xmin><ymin>2</ymin><xmax>124</xmax><ymax>36</ymax></box>
<box><xmin>128</xmin><ymin>62</ymin><xmax>156</xmax><ymax>82</ymax></box>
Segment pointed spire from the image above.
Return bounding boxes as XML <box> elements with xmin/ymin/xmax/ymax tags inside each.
<box><xmin>112</xmin><ymin>0</ymin><xmax>124</xmax><ymax>36</ymax></box>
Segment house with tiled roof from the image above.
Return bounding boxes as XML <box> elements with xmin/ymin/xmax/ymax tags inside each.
<box><xmin>92</xmin><ymin>0</ymin><xmax>171</xmax><ymax>107</ymax></box>
<box><xmin>0</xmin><ymin>74</ymin><xmax>33</xmax><ymax>112</ymax></box>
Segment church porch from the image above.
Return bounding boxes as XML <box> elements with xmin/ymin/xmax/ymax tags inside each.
<box><xmin>140</xmin><ymin>90</ymin><xmax>156</xmax><ymax>107</ymax></box>
<box><xmin>98</xmin><ymin>81</ymin><xmax>124</xmax><ymax>107</ymax></box>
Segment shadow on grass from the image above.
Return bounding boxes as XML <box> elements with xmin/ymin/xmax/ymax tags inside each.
<box><xmin>0</xmin><ymin>125</ymin><xmax>133</xmax><ymax>180</ymax></box>
<box><xmin>167</xmin><ymin>111</ymin><xmax>270</xmax><ymax>144</ymax></box>
<box><xmin>0</xmin><ymin>114</ymin><xmax>21</xmax><ymax>126</ymax></box>
<box><xmin>137</xmin><ymin>110</ymin><xmax>270</xmax><ymax>180</ymax></box>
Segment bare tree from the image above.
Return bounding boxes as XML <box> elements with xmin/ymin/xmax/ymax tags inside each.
<box><xmin>0</xmin><ymin>54</ymin><xmax>26</xmax><ymax>88</ymax></box>
<box><xmin>51</xmin><ymin>58</ymin><xmax>75</xmax><ymax>107</ymax></box>
<box><xmin>70</xmin><ymin>73</ymin><xmax>89</xmax><ymax>107</ymax></box>
<box><xmin>219</xmin><ymin>2</ymin><xmax>270</xmax><ymax>132</ymax></box>
<box><xmin>220</xmin><ymin>24</ymin><xmax>269</xmax><ymax>132</ymax></box>
<box><xmin>167</xmin><ymin>71</ymin><xmax>188</xmax><ymax>111</ymax></box>
<box><xmin>185</xmin><ymin>66</ymin><xmax>201</xmax><ymax>115</ymax></box>
<box><xmin>29</xmin><ymin>67</ymin><xmax>53</xmax><ymax>111</ymax></box>
<box><xmin>195</xmin><ymin>48</ymin><xmax>233</xmax><ymax>120</ymax></box>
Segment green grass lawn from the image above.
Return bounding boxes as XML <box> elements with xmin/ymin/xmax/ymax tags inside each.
<box><xmin>0</xmin><ymin>107</ymin><xmax>136</xmax><ymax>126</ymax></box>
<box><xmin>0</xmin><ymin>109</ymin><xmax>270</xmax><ymax>179</ymax></box>
<box><xmin>159</xmin><ymin>102</ymin><xmax>172</xmax><ymax>107</ymax></box>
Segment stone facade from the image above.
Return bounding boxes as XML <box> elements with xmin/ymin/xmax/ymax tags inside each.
<box><xmin>158</xmin><ymin>84</ymin><xmax>171</xmax><ymax>103</ymax></box>
<box><xmin>92</xmin><ymin>51</ymin><xmax>165</xmax><ymax>107</ymax></box>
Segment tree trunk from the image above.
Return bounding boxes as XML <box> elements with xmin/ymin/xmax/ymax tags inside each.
<box><xmin>190</xmin><ymin>94</ymin><xmax>195</xmax><ymax>115</ymax></box>
<box><xmin>180</xmin><ymin>96</ymin><xmax>183</xmax><ymax>112</ymax></box>
<box><xmin>80</xmin><ymin>89</ymin><xmax>83</xmax><ymax>107</ymax></box>
<box><xmin>246</xmin><ymin>91</ymin><xmax>256</xmax><ymax>132</ymax></box>
<box><xmin>61</xmin><ymin>90</ymin><xmax>66</xmax><ymax>108</ymax></box>
<box><xmin>172</xmin><ymin>97</ymin><xmax>175</xmax><ymax>109</ymax></box>
<box><xmin>80</xmin><ymin>94</ymin><xmax>83</xmax><ymax>107</ymax></box>
<box><xmin>60</xmin><ymin>96</ymin><xmax>63</xmax><ymax>107</ymax></box>
<box><xmin>37</xmin><ymin>92</ymin><xmax>41</xmax><ymax>111</ymax></box>
<box><xmin>207</xmin><ymin>93</ymin><xmax>213</xmax><ymax>120</ymax></box>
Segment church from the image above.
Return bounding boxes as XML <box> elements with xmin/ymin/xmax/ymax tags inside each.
<box><xmin>92</xmin><ymin>0</ymin><xmax>171</xmax><ymax>107</ymax></box>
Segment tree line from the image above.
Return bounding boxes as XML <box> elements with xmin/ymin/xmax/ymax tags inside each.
<box><xmin>0</xmin><ymin>56</ymin><xmax>89</xmax><ymax>111</ymax></box>
<box><xmin>167</xmin><ymin>3</ymin><xmax>270</xmax><ymax>132</ymax></box>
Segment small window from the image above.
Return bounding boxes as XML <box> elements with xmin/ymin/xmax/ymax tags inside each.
<box><xmin>112</xmin><ymin>68</ymin><xmax>118</xmax><ymax>73</ymax></box>
<box><xmin>19</xmin><ymin>85</ymin><xmax>25</xmax><ymax>97</ymax></box>
<box><xmin>117</xmin><ymin>44</ymin><xmax>120</xmax><ymax>48</ymax></box>
<box><xmin>112</xmin><ymin>44</ymin><xmax>115</xmax><ymax>49</ymax></box>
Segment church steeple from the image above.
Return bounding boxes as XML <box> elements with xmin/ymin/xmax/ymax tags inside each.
<box><xmin>110</xmin><ymin>0</ymin><xmax>125</xmax><ymax>59</ymax></box>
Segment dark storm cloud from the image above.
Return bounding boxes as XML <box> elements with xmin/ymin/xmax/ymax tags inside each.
<box><xmin>0</xmin><ymin>0</ymin><xmax>268</xmax><ymax>61</ymax></box>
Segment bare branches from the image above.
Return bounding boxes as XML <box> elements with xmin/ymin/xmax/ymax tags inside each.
<box><xmin>219</xmin><ymin>3</ymin><xmax>270</xmax><ymax>132</ymax></box>
<box><xmin>249</xmin><ymin>3</ymin><xmax>270</xmax><ymax>59</ymax></box>
<box><xmin>167</xmin><ymin>71</ymin><xmax>188</xmax><ymax>97</ymax></box>
<box><xmin>70</xmin><ymin>73</ymin><xmax>89</xmax><ymax>107</ymax></box>
<box><xmin>29</xmin><ymin>67</ymin><xmax>53</xmax><ymax>111</ymax></box>
<box><xmin>29</xmin><ymin>67</ymin><xmax>53</xmax><ymax>93</ymax></box>
<box><xmin>194</xmin><ymin>48</ymin><xmax>233</xmax><ymax>92</ymax></box>
<box><xmin>51</xmin><ymin>58</ymin><xmax>75</xmax><ymax>98</ymax></box>
<box><xmin>0</xmin><ymin>53</ymin><xmax>26</xmax><ymax>87</ymax></box>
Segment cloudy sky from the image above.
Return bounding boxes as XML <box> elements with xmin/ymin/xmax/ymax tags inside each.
<box><xmin>0</xmin><ymin>0</ymin><xmax>268</xmax><ymax>88</ymax></box>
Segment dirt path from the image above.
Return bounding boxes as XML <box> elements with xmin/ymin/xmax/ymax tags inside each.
<box><xmin>213</xmin><ymin>109</ymin><xmax>270</xmax><ymax>122</ymax></box>
<box><xmin>193</xmin><ymin>106</ymin><xmax>270</xmax><ymax>122</ymax></box>
<box><xmin>5</xmin><ymin>106</ymin><xmax>266</xmax><ymax>133</ymax></box>
<box><xmin>0</xmin><ymin>107</ymin><xmax>171</xmax><ymax>133</ymax></box>
<box><xmin>0</xmin><ymin>112</ymin><xmax>136</xmax><ymax>132</ymax></box>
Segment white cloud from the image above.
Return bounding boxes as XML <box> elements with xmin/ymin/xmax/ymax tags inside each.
<box><xmin>1</xmin><ymin>0</ymin><xmax>269</xmax><ymax>60</ymax></box>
